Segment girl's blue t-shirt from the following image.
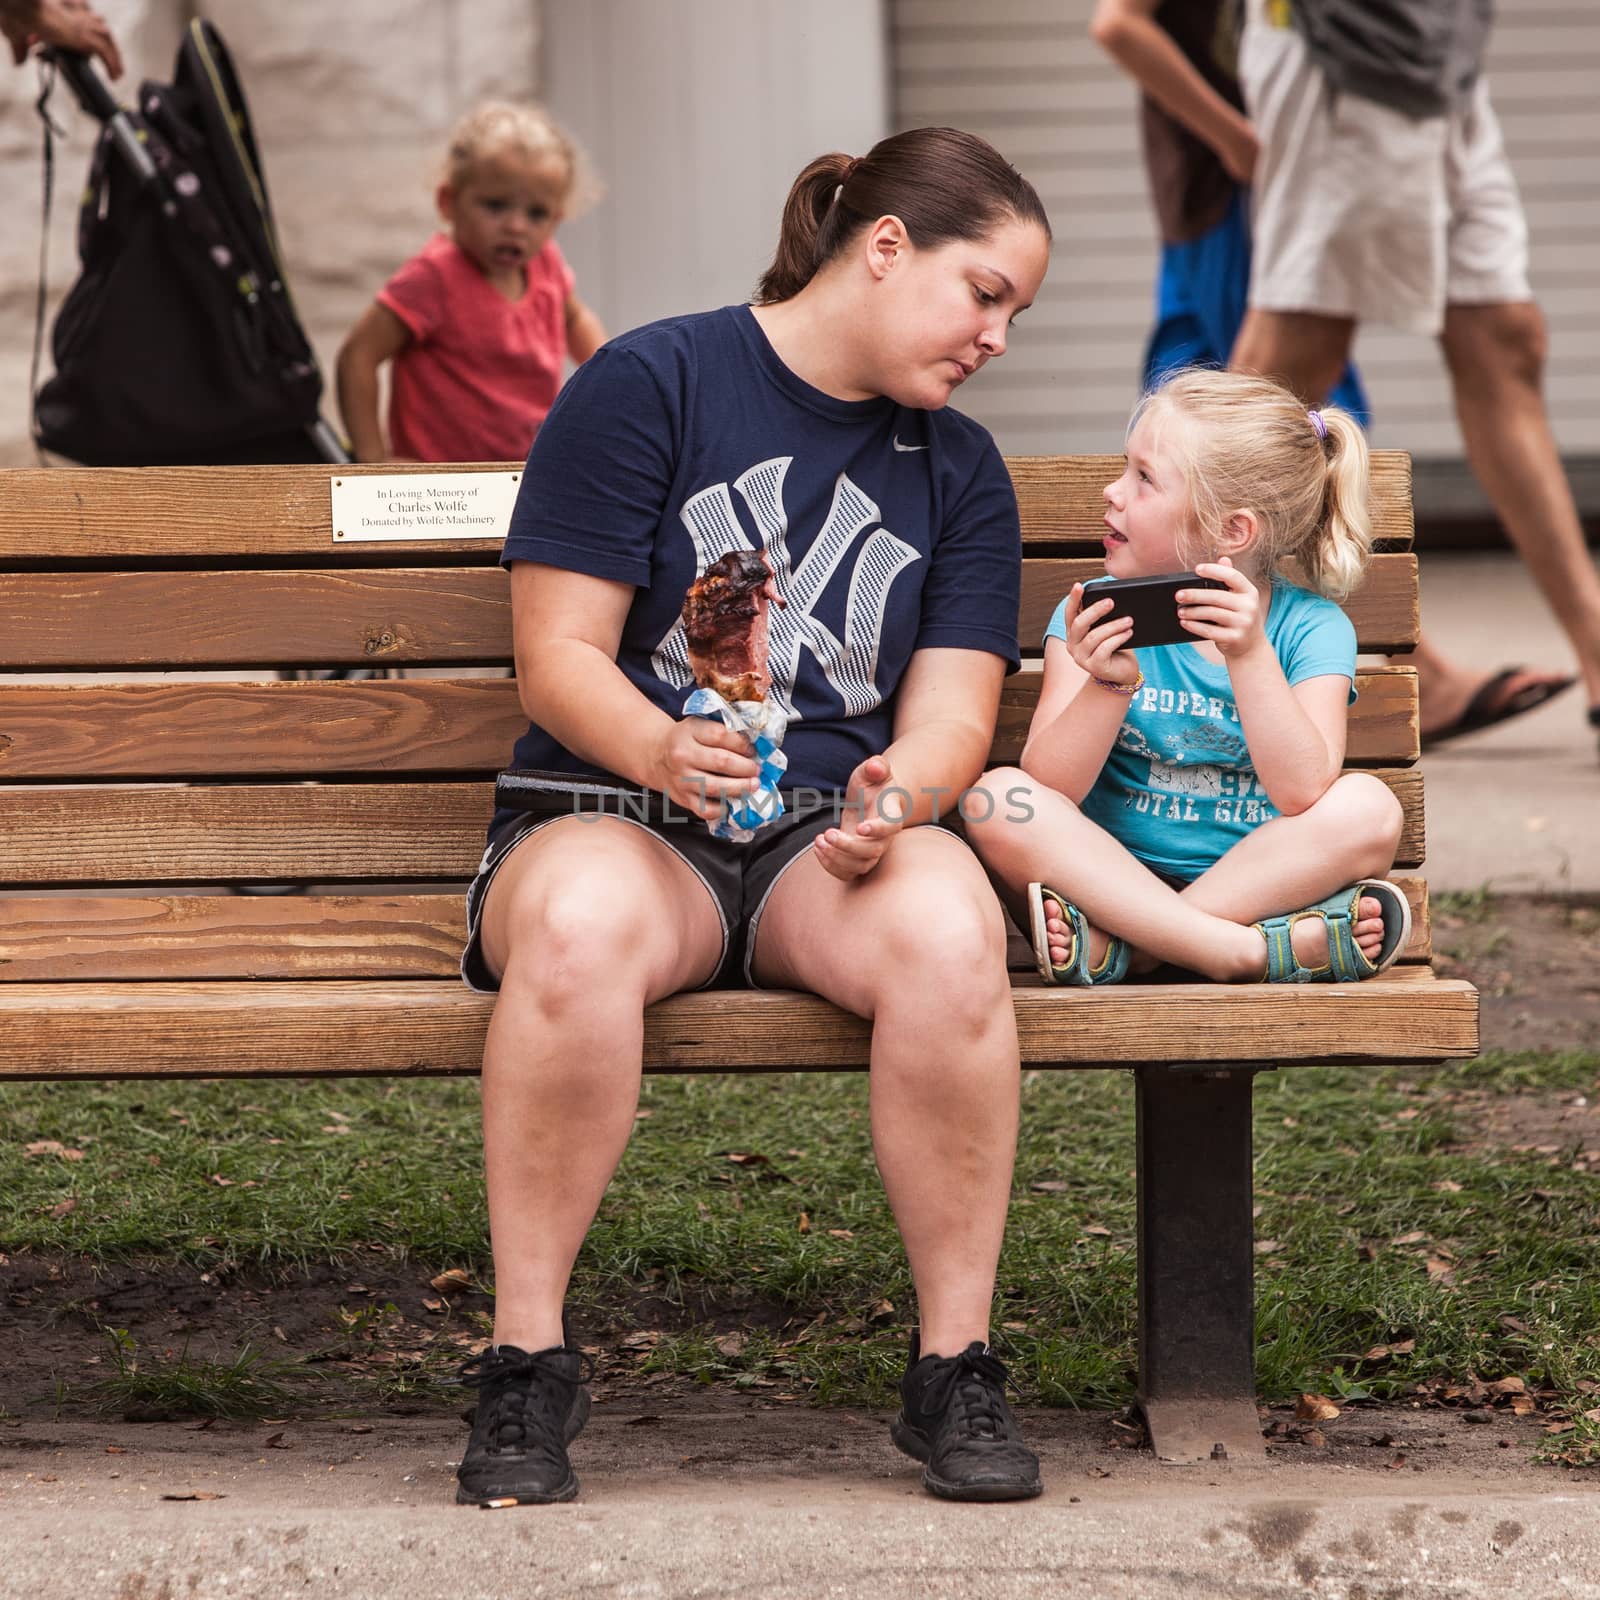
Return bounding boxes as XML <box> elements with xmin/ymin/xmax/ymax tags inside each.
<box><xmin>496</xmin><ymin>304</ymin><xmax>1022</xmax><ymax>824</ymax></box>
<box><xmin>1044</xmin><ymin>580</ymin><xmax>1357</xmax><ymax>881</ymax></box>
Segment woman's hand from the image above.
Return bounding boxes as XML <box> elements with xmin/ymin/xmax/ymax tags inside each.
<box><xmin>646</xmin><ymin>717</ymin><xmax>760</xmax><ymax>823</ymax></box>
<box><xmin>1180</xmin><ymin>558</ymin><xmax>1269</xmax><ymax>659</ymax></box>
<box><xmin>1063</xmin><ymin>582</ymin><xmax>1140</xmax><ymax>685</ymax></box>
<box><xmin>814</xmin><ymin>754</ymin><xmax>907</xmax><ymax>881</ymax></box>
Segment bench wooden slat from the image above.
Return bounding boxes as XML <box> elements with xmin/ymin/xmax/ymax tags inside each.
<box><xmin>0</xmin><ymin>666</ymin><xmax>1418</xmax><ymax>779</ymax></box>
<box><xmin>0</xmin><ymin>551</ymin><xmax>1419</xmax><ymax>667</ymax></box>
<box><xmin>0</xmin><ymin>770</ymin><xmax>1426</xmax><ymax>883</ymax></box>
<box><xmin>0</xmin><ymin>876</ymin><xmax>1435</xmax><ymax>982</ymax></box>
<box><xmin>0</xmin><ymin>967</ymin><xmax>1479</xmax><ymax>1079</ymax></box>
<box><xmin>0</xmin><ymin>455</ymin><xmax>1415</xmax><ymax>562</ymax></box>
<box><xmin>1022</xmin><ymin>555</ymin><xmax>1417</xmax><ymax>653</ymax></box>
<box><xmin>1007</xmin><ymin>453</ymin><xmax>1414</xmax><ymax>548</ymax></box>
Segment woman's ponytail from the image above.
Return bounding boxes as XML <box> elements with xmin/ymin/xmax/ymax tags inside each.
<box><xmin>753</xmin><ymin>128</ymin><xmax>1050</xmax><ymax>305</ymax></box>
<box><xmin>754</xmin><ymin>152</ymin><xmax>855</xmax><ymax>304</ymax></box>
<box><xmin>1303</xmin><ymin>407</ymin><xmax>1372</xmax><ymax>603</ymax></box>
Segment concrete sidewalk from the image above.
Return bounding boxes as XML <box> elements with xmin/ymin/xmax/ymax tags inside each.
<box><xmin>1415</xmin><ymin>552</ymin><xmax>1596</xmax><ymax>894</ymax></box>
<box><xmin>5</xmin><ymin>1408</ymin><xmax>1599</xmax><ymax>1600</ymax></box>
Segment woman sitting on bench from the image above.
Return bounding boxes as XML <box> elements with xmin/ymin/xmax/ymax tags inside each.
<box><xmin>453</xmin><ymin>126</ymin><xmax>1052</xmax><ymax>1508</ymax></box>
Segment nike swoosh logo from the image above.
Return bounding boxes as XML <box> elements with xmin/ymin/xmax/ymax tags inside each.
<box><xmin>892</xmin><ymin>436</ymin><xmax>929</xmax><ymax>452</ymax></box>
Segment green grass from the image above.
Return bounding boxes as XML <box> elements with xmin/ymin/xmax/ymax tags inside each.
<box><xmin>3</xmin><ymin>1053</ymin><xmax>1597</xmax><ymax>1459</ymax></box>
<box><xmin>87</xmin><ymin>1328</ymin><xmax>302</xmax><ymax>1420</ymax></box>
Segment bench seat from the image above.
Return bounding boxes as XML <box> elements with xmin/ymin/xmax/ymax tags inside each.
<box><xmin>0</xmin><ymin>455</ymin><xmax>1478</xmax><ymax>1465</ymax></box>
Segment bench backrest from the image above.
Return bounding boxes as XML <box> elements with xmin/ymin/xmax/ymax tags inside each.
<box><xmin>0</xmin><ymin>457</ymin><xmax>1423</xmax><ymax>982</ymax></box>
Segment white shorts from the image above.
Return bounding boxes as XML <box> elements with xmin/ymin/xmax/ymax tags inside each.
<box><xmin>1238</xmin><ymin>0</ymin><xmax>1531</xmax><ymax>337</ymax></box>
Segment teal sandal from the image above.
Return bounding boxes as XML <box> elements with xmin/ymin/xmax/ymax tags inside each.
<box><xmin>1253</xmin><ymin>878</ymin><xmax>1411</xmax><ymax>983</ymax></box>
<box><xmin>1026</xmin><ymin>883</ymin><xmax>1131</xmax><ymax>987</ymax></box>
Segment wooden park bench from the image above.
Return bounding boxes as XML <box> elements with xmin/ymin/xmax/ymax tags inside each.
<box><xmin>0</xmin><ymin>457</ymin><xmax>1478</xmax><ymax>1465</ymax></box>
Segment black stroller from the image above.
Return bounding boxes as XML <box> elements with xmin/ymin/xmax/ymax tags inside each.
<box><xmin>33</xmin><ymin>19</ymin><xmax>347</xmax><ymax>466</ymax></box>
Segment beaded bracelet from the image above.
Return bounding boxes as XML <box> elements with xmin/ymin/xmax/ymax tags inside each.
<box><xmin>1091</xmin><ymin>669</ymin><xmax>1145</xmax><ymax>697</ymax></box>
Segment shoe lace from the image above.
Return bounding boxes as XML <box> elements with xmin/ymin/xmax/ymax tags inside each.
<box><xmin>457</xmin><ymin>1346</ymin><xmax>594</xmax><ymax>1453</ymax></box>
<box><xmin>921</xmin><ymin>1345</ymin><xmax>1011</xmax><ymax>1440</ymax></box>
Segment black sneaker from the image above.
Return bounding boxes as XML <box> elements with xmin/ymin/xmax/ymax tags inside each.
<box><xmin>890</xmin><ymin>1334</ymin><xmax>1043</xmax><ymax>1502</ymax></box>
<box><xmin>455</xmin><ymin>1343</ymin><xmax>593</xmax><ymax>1506</ymax></box>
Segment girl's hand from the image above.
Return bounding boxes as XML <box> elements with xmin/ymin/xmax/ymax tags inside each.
<box><xmin>1181</xmin><ymin>559</ymin><xmax>1269</xmax><ymax>660</ymax></box>
<box><xmin>814</xmin><ymin>754</ymin><xmax>907</xmax><ymax>881</ymax></box>
<box><xmin>1063</xmin><ymin>582</ymin><xmax>1139</xmax><ymax>685</ymax></box>
<box><xmin>647</xmin><ymin>717</ymin><xmax>760</xmax><ymax>822</ymax></box>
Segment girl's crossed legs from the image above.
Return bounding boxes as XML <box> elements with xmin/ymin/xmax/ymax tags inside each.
<box><xmin>478</xmin><ymin>815</ymin><xmax>1021</xmax><ymax>1359</ymax></box>
<box><xmin>967</xmin><ymin>768</ymin><xmax>1405</xmax><ymax>980</ymax></box>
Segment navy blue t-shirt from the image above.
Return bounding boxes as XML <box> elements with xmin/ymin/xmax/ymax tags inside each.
<box><xmin>498</xmin><ymin>304</ymin><xmax>1021</xmax><ymax>804</ymax></box>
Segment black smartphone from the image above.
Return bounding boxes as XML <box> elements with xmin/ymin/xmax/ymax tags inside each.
<box><xmin>1079</xmin><ymin>570</ymin><xmax>1226</xmax><ymax>648</ymax></box>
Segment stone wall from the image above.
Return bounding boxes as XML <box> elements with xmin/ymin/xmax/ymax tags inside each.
<box><xmin>0</xmin><ymin>0</ymin><xmax>540</xmax><ymax>463</ymax></box>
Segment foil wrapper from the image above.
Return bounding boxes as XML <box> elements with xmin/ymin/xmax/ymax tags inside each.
<box><xmin>682</xmin><ymin>688</ymin><xmax>789</xmax><ymax>843</ymax></box>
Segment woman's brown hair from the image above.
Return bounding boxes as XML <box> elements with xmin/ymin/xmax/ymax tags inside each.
<box><xmin>754</xmin><ymin>126</ymin><xmax>1050</xmax><ymax>304</ymax></box>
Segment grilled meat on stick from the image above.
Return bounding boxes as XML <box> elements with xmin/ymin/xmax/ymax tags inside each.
<box><xmin>681</xmin><ymin>549</ymin><xmax>785</xmax><ymax>704</ymax></box>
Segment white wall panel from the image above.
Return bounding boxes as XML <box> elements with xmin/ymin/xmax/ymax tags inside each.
<box><xmin>541</xmin><ymin>0</ymin><xmax>888</xmax><ymax>339</ymax></box>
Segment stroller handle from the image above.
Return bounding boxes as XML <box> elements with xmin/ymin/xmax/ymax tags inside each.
<box><xmin>38</xmin><ymin>46</ymin><xmax>120</xmax><ymax>122</ymax></box>
<box><xmin>39</xmin><ymin>46</ymin><xmax>164</xmax><ymax>195</ymax></box>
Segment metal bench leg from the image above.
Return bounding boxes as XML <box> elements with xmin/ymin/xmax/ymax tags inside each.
<box><xmin>1135</xmin><ymin>1063</ymin><xmax>1266</xmax><ymax>1463</ymax></box>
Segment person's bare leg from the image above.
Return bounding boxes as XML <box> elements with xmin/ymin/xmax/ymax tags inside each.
<box><xmin>1440</xmin><ymin>301</ymin><xmax>1600</xmax><ymax>711</ymax></box>
<box><xmin>966</xmin><ymin>771</ymin><xmax>1397</xmax><ymax>977</ymax></box>
<box><xmin>1230</xmin><ymin>306</ymin><xmax>1356</xmax><ymax>408</ymax></box>
<box><xmin>751</xmin><ymin>829</ymin><xmax>1018</xmax><ymax>1357</ymax></box>
<box><xmin>1231</xmin><ymin>307</ymin><xmax>1572</xmax><ymax>732</ymax></box>
<box><xmin>477</xmin><ymin>818</ymin><xmax>725</xmax><ymax>1352</ymax></box>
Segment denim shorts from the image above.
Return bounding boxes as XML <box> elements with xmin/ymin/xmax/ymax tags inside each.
<box><xmin>461</xmin><ymin>775</ymin><xmax>866</xmax><ymax>994</ymax></box>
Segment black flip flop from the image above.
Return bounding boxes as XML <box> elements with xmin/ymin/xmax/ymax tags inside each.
<box><xmin>1420</xmin><ymin>667</ymin><xmax>1576</xmax><ymax>750</ymax></box>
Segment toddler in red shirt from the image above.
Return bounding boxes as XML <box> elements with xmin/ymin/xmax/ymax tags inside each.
<box><xmin>337</xmin><ymin>101</ymin><xmax>605</xmax><ymax>463</ymax></box>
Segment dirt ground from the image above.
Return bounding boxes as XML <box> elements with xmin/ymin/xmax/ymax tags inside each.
<box><xmin>2</xmin><ymin>895</ymin><xmax>1596</xmax><ymax>1488</ymax></box>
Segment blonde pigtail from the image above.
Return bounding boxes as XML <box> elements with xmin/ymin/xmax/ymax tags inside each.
<box><xmin>1304</xmin><ymin>406</ymin><xmax>1372</xmax><ymax>602</ymax></box>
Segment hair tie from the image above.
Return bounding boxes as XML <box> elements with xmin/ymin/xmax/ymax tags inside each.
<box><xmin>1308</xmin><ymin>409</ymin><xmax>1328</xmax><ymax>441</ymax></box>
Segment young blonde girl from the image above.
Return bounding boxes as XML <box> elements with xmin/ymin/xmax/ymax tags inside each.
<box><xmin>337</xmin><ymin>101</ymin><xmax>606</xmax><ymax>463</ymax></box>
<box><xmin>966</xmin><ymin>367</ymin><xmax>1410</xmax><ymax>985</ymax></box>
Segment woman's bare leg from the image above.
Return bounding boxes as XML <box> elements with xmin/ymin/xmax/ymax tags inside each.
<box><xmin>750</xmin><ymin>828</ymin><xmax>1017</xmax><ymax>1357</ymax></box>
<box><xmin>477</xmin><ymin>818</ymin><xmax>725</xmax><ymax>1352</ymax></box>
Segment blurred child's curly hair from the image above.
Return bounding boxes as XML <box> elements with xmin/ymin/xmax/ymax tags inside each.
<box><xmin>442</xmin><ymin>101</ymin><xmax>603</xmax><ymax>218</ymax></box>
<box><xmin>1134</xmin><ymin>369</ymin><xmax>1373</xmax><ymax>602</ymax></box>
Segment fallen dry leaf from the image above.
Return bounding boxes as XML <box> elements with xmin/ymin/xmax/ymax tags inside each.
<box><xmin>1392</xmin><ymin>1230</ymin><xmax>1428</xmax><ymax>1246</ymax></box>
<box><xmin>264</xmin><ymin>1432</ymin><xmax>289</xmax><ymax>1449</ymax></box>
<box><xmin>1424</xmin><ymin>1256</ymin><xmax>1457</xmax><ymax>1285</ymax></box>
<box><xmin>422</xmin><ymin>1297</ymin><xmax>446</xmax><ymax>1314</ymax></box>
<box><xmin>1362</xmin><ymin>1339</ymin><xmax>1416</xmax><ymax>1362</ymax></box>
<box><xmin>826</xmin><ymin>1228</ymin><xmax>854</xmax><ymax>1239</ymax></box>
<box><xmin>24</xmin><ymin>1141</ymin><xmax>84</xmax><ymax>1161</ymax></box>
<box><xmin>1030</xmin><ymin>1180</ymin><xmax>1069</xmax><ymax>1193</ymax></box>
<box><xmin>1081</xmin><ymin>1225</ymin><xmax>1112</xmax><ymax>1238</ymax></box>
<box><xmin>1254</xmin><ymin>1240</ymin><xmax>1282</xmax><ymax>1255</ymax></box>
<box><xmin>1488</xmin><ymin>1376</ymin><xmax>1527</xmax><ymax>1397</ymax></box>
<box><xmin>713</xmin><ymin>1332</ymin><xmax>746</xmax><ymax>1359</ymax></box>
<box><xmin>796</xmin><ymin>1212</ymin><xmax>810</xmax><ymax>1234</ymax></box>
<box><xmin>1295</xmin><ymin>1393</ymin><xmax>1341</xmax><ymax>1422</ymax></box>
<box><xmin>1432</xmin><ymin>1179</ymin><xmax>1463</xmax><ymax>1193</ymax></box>
<box><xmin>47</xmin><ymin>1198</ymin><xmax>76</xmax><ymax>1220</ymax></box>
<box><xmin>429</xmin><ymin>1268</ymin><xmax>473</xmax><ymax>1297</ymax></box>
<box><xmin>161</xmin><ymin>1491</ymin><xmax>224</xmax><ymax>1501</ymax></box>
<box><xmin>1386</xmin><ymin>1453</ymin><xmax>1408</xmax><ymax>1470</ymax></box>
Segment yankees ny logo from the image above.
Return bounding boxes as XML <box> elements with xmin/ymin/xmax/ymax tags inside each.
<box><xmin>651</xmin><ymin>456</ymin><xmax>919</xmax><ymax>719</ymax></box>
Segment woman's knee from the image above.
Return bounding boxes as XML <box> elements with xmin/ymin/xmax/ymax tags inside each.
<box><xmin>870</xmin><ymin>873</ymin><xmax>1010</xmax><ymax>1011</ymax></box>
